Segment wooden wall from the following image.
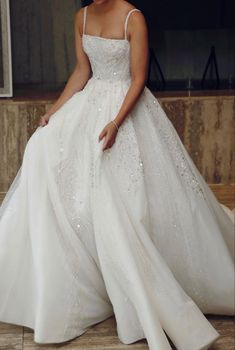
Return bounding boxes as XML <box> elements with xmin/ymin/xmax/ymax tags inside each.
<box><xmin>160</xmin><ymin>96</ymin><xmax>235</xmax><ymax>184</ymax></box>
<box><xmin>0</xmin><ymin>94</ymin><xmax>234</xmax><ymax>192</ymax></box>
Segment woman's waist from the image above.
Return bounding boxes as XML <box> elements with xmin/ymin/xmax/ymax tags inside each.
<box><xmin>81</xmin><ymin>75</ymin><xmax>132</xmax><ymax>100</ymax></box>
<box><xmin>90</xmin><ymin>68</ymin><xmax>131</xmax><ymax>82</ymax></box>
<box><xmin>87</xmin><ymin>74</ymin><xmax>132</xmax><ymax>85</ymax></box>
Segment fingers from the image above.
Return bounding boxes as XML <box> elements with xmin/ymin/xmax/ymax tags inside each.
<box><xmin>100</xmin><ymin>129</ymin><xmax>111</xmax><ymax>150</ymax></box>
<box><xmin>99</xmin><ymin>124</ymin><xmax>117</xmax><ymax>151</ymax></box>
<box><xmin>102</xmin><ymin>136</ymin><xmax>115</xmax><ymax>151</ymax></box>
<box><xmin>98</xmin><ymin>128</ymin><xmax>107</xmax><ymax>142</ymax></box>
<box><xmin>38</xmin><ymin>116</ymin><xmax>47</xmax><ymax>127</ymax></box>
<box><xmin>102</xmin><ymin>138</ymin><xmax>109</xmax><ymax>151</ymax></box>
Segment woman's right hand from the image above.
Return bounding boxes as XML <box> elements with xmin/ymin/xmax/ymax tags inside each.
<box><xmin>39</xmin><ymin>113</ymin><xmax>51</xmax><ymax>127</ymax></box>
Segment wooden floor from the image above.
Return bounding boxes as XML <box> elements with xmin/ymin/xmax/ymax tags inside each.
<box><xmin>0</xmin><ymin>185</ymin><xmax>234</xmax><ymax>349</ymax></box>
<box><xmin>0</xmin><ymin>315</ymin><xmax>234</xmax><ymax>349</ymax></box>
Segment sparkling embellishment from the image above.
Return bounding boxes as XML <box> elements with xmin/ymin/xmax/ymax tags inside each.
<box><xmin>102</xmin><ymin>118</ymin><xmax>145</xmax><ymax>194</ymax></box>
<box><xmin>82</xmin><ymin>34</ymin><xmax>131</xmax><ymax>82</ymax></box>
<box><xmin>144</xmin><ymin>89</ymin><xmax>206</xmax><ymax>200</ymax></box>
<box><xmin>51</xmin><ymin>33</ymin><xmax>209</xmax><ymax>312</ymax></box>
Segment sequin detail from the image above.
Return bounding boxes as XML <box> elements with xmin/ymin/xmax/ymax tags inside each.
<box><xmin>144</xmin><ymin>92</ymin><xmax>206</xmax><ymax>200</ymax></box>
<box><xmin>82</xmin><ymin>35</ymin><xmax>131</xmax><ymax>82</ymax></box>
<box><xmin>102</xmin><ymin>117</ymin><xmax>145</xmax><ymax>194</ymax></box>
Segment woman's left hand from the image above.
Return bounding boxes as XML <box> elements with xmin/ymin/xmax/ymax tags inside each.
<box><xmin>98</xmin><ymin>121</ymin><xmax>118</xmax><ymax>151</ymax></box>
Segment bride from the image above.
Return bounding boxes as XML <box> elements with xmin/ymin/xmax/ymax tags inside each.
<box><xmin>0</xmin><ymin>0</ymin><xmax>234</xmax><ymax>349</ymax></box>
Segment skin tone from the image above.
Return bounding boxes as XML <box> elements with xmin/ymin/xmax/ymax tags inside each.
<box><xmin>39</xmin><ymin>0</ymin><xmax>149</xmax><ymax>152</ymax></box>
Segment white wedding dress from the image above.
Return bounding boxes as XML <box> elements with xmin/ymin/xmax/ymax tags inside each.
<box><xmin>0</xmin><ymin>6</ymin><xmax>234</xmax><ymax>350</ymax></box>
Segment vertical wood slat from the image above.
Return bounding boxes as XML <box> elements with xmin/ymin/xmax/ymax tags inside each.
<box><xmin>160</xmin><ymin>96</ymin><xmax>235</xmax><ymax>184</ymax></box>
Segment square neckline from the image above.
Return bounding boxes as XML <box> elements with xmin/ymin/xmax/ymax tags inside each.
<box><xmin>82</xmin><ymin>33</ymin><xmax>129</xmax><ymax>43</ymax></box>
<box><xmin>82</xmin><ymin>6</ymin><xmax>140</xmax><ymax>44</ymax></box>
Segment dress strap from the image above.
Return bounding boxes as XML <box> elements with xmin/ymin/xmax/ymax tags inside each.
<box><xmin>83</xmin><ymin>6</ymin><xmax>88</xmax><ymax>35</ymax></box>
<box><xmin>124</xmin><ymin>8</ymin><xmax>141</xmax><ymax>40</ymax></box>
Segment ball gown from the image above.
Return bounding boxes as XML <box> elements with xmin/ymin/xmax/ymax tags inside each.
<box><xmin>0</xmin><ymin>6</ymin><xmax>234</xmax><ymax>350</ymax></box>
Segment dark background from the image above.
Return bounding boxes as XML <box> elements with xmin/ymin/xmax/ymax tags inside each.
<box><xmin>0</xmin><ymin>13</ymin><xmax>3</xmax><ymax>87</ymax></box>
<box><xmin>83</xmin><ymin>0</ymin><xmax>235</xmax><ymax>30</ymax></box>
<box><xmin>10</xmin><ymin>0</ymin><xmax>235</xmax><ymax>91</ymax></box>
<box><xmin>82</xmin><ymin>0</ymin><xmax>235</xmax><ymax>90</ymax></box>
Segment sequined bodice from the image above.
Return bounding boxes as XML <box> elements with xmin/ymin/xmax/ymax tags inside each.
<box><xmin>81</xmin><ymin>6</ymin><xmax>141</xmax><ymax>83</ymax></box>
<box><xmin>82</xmin><ymin>34</ymin><xmax>131</xmax><ymax>82</ymax></box>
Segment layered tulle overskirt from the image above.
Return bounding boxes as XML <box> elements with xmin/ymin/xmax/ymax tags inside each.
<box><xmin>0</xmin><ymin>78</ymin><xmax>234</xmax><ymax>349</ymax></box>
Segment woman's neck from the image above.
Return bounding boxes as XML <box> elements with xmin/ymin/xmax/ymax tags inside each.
<box><xmin>92</xmin><ymin>0</ymin><xmax>117</xmax><ymax>15</ymax></box>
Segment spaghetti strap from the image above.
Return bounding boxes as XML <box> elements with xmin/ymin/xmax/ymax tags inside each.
<box><xmin>83</xmin><ymin>6</ymin><xmax>88</xmax><ymax>35</ymax></box>
<box><xmin>124</xmin><ymin>8</ymin><xmax>141</xmax><ymax>40</ymax></box>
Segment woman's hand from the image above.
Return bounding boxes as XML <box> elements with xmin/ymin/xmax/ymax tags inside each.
<box><xmin>98</xmin><ymin>121</ymin><xmax>119</xmax><ymax>151</ymax></box>
<box><xmin>38</xmin><ymin>113</ymin><xmax>50</xmax><ymax>127</ymax></box>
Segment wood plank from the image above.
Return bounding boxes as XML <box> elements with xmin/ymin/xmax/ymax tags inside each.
<box><xmin>0</xmin><ymin>96</ymin><xmax>234</xmax><ymax>188</ymax></box>
<box><xmin>0</xmin><ymin>322</ymin><xmax>23</xmax><ymax>350</ymax></box>
<box><xmin>0</xmin><ymin>315</ymin><xmax>234</xmax><ymax>349</ymax></box>
<box><xmin>23</xmin><ymin>317</ymin><xmax>148</xmax><ymax>349</ymax></box>
<box><xmin>209</xmin><ymin>184</ymin><xmax>235</xmax><ymax>209</ymax></box>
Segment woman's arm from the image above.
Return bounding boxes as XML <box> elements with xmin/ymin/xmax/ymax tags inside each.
<box><xmin>39</xmin><ymin>7</ymin><xmax>91</xmax><ymax>126</ymax></box>
<box><xmin>113</xmin><ymin>11</ymin><xmax>149</xmax><ymax>127</ymax></box>
<box><xmin>98</xmin><ymin>10</ymin><xmax>149</xmax><ymax>150</ymax></box>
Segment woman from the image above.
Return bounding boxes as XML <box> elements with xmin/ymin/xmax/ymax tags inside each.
<box><xmin>0</xmin><ymin>0</ymin><xmax>234</xmax><ymax>349</ymax></box>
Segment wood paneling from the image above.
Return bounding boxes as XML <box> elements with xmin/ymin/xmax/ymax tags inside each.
<box><xmin>0</xmin><ymin>94</ymin><xmax>234</xmax><ymax>191</ymax></box>
<box><xmin>0</xmin><ymin>315</ymin><xmax>234</xmax><ymax>349</ymax></box>
<box><xmin>159</xmin><ymin>96</ymin><xmax>235</xmax><ymax>184</ymax></box>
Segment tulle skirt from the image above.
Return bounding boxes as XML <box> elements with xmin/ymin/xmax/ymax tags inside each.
<box><xmin>0</xmin><ymin>77</ymin><xmax>234</xmax><ymax>349</ymax></box>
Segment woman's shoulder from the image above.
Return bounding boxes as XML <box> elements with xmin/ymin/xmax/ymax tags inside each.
<box><xmin>85</xmin><ymin>1</ymin><xmax>141</xmax><ymax>15</ymax></box>
<box><xmin>121</xmin><ymin>1</ymin><xmax>145</xmax><ymax>25</ymax></box>
<box><xmin>74</xmin><ymin>1</ymin><xmax>143</xmax><ymax>22</ymax></box>
<box><xmin>119</xmin><ymin>0</ymin><xmax>142</xmax><ymax>15</ymax></box>
<box><xmin>74</xmin><ymin>6</ymin><xmax>84</xmax><ymax>24</ymax></box>
<box><xmin>74</xmin><ymin>5</ymin><xmax>88</xmax><ymax>31</ymax></box>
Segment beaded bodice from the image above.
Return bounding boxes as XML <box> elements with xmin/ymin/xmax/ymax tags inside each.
<box><xmin>82</xmin><ymin>35</ymin><xmax>131</xmax><ymax>82</ymax></box>
<box><xmin>82</xmin><ymin>6</ymin><xmax>141</xmax><ymax>82</ymax></box>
